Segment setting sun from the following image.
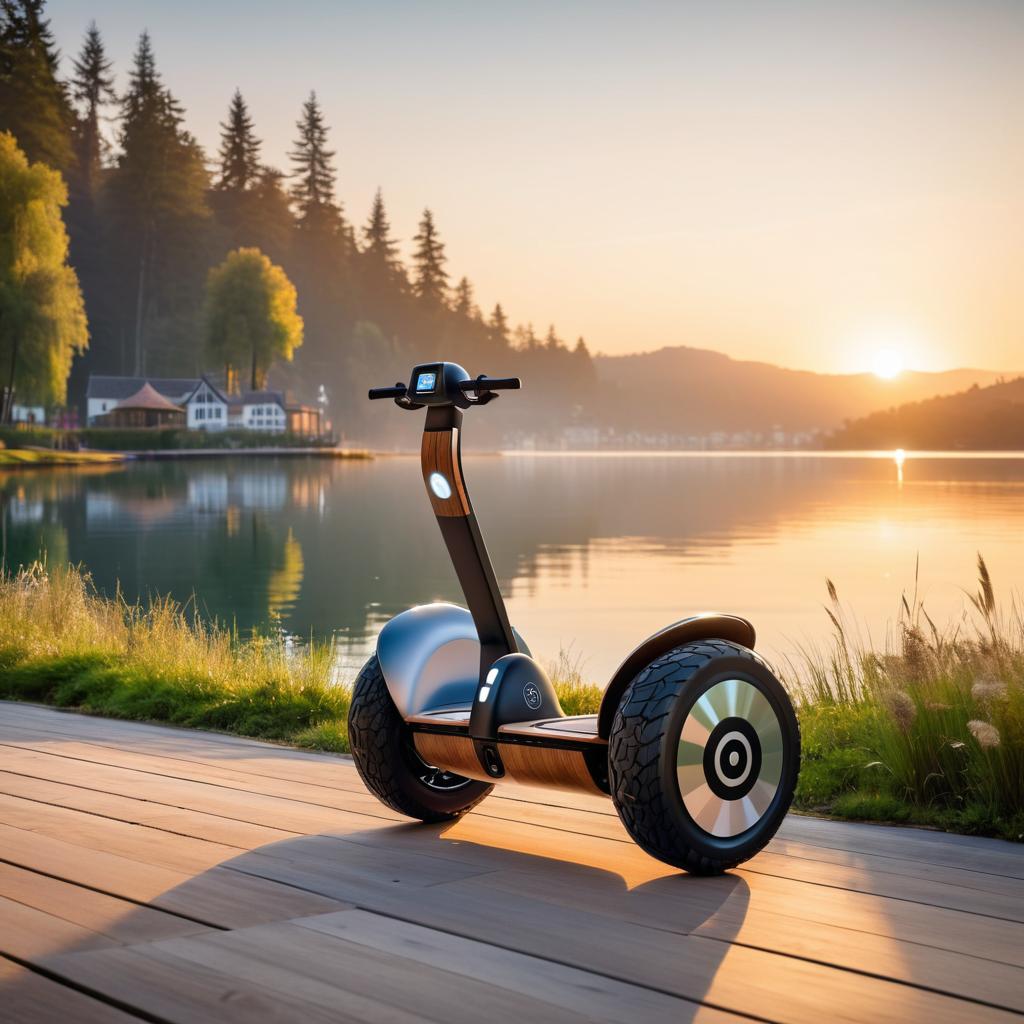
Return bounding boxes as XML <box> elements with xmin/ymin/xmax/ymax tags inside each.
<box><xmin>872</xmin><ymin>348</ymin><xmax>905</xmax><ymax>379</ymax></box>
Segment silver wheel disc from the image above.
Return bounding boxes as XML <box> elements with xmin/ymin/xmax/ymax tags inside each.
<box><xmin>676</xmin><ymin>678</ymin><xmax>784</xmax><ymax>838</ymax></box>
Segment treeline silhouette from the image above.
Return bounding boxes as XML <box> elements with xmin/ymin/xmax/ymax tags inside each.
<box><xmin>826</xmin><ymin>376</ymin><xmax>1024</xmax><ymax>450</ymax></box>
<box><xmin>0</xmin><ymin>2</ymin><xmax>596</xmax><ymax>438</ymax></box>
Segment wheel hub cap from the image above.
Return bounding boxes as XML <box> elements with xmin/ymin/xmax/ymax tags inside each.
<box><xmin>677</xmin><ymin>678</ymin><xmax>784</xmax><ymax>838</ymax></box>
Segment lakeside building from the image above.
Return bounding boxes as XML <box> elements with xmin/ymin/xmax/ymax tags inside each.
<box><xmin>86</xmin><ymin>375</ymin><xmax>325</xmax><ymax>437</ymax></box>
<box><xmin>95</xmin><ymin>382</ymin><xmax>187</xmax><ymax>428</ymax></box>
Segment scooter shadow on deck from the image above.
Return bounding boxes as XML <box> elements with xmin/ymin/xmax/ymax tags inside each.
<box><xmin>5</xmin><ymin>816</ymin><xmax>751</xmax><ymax>1021</ymax></box>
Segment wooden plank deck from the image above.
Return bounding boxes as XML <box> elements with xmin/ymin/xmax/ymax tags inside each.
<box><xmin>0</xmin><ymin>701</ymin><xmax>1021</xmax><ymax>1024</ymax></box>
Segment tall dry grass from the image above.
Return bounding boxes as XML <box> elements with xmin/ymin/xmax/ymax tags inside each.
<box><xmin>791</xmin><ymin>555</ymin><xmax>1023</xmax><ymax>837</ymax></box>
<box><xmin>0</xmin><ymin>558</ymin><xmax>1020</xmax><ymax>838</ymax></box>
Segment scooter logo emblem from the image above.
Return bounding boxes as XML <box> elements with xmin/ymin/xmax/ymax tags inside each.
<box><xmin>523</xmin><ymin>683</ymin><xmax>542</xmax><ymax>710</ymax></box>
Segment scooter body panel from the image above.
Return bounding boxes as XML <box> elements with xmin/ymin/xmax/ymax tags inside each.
<box><xmin>596</xmin><ymin>612</ymin><xmax>756</xmax><ymax>738</ymax></box>
<box><xmin>377</xmin><ymin>602</ymin><xmax>530</xmax><ymax>718</ymax></box>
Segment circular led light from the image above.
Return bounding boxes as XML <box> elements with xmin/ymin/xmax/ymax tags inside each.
<box><xmin>429</xmin><ymin>472</ymin><xmax>452</xmax><ymax>500</ymax></box>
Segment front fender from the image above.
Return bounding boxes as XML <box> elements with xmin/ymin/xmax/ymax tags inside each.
<box><xmin>376</xmin><ymin>603</ymin><xmax>530</xmax><ymax>718</ymax></box>
<box><xmin>596</xmin><ymin>613</ymin><xmax>756</xmax><ymax>738</ymax></box>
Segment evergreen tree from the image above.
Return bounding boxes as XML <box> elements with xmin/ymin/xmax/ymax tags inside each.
<box><xmin>63</xmin><ymin>21</ymin><xmax>115</xmax><ymax>395</ymax></box>
<box><xmin>287</xmin><ymin>91</ymin><xmax>351</xmax><ymax>401</ymax></box>
<box><xmin>289</xmin><ymin>91</ymin><xmax>343</xmax><ymax>234</ymax></box>
<box><xmin>451</xmin><ymin>276</ymin><xmax>474</xmax><ymax>317</ymax></box>
<box><xmin>217</xmin><ymin>89</ymin><xmax>260</xmax><ymax>191</ymax></box>
<box><xmin>246</xmin><ymin>165</ymin><xmax>293</xmax><ymax>264</ymax></box>
<box><xmin>210</xmin><ymin>89</ymin><xmax>276</xmax><ymax>255</ymax></box>
<box><xmin>0</xmin><ymin>0</ymin><xmax>74</xmax><ymax>172</ymax></box>
<box><xmin>487</xmin><ymin>303</ymin><xmax>510</xmax><ymax>348</ymax></box>
<box><xmin>69</xmin><ymin>22</ymin><xmax>113</xmax><ymax>196</ymax></box>
<box><xmin>412</xmin><ymin>208</ymin><xmax>448</xmax><ymax>306</ymax></box>
<box><xmin>105</xmin><ymin>31</ymin><xmax>210</xmax><ymax>375</ymax></box>
<box><xmin>545</xmin><ymin>324</ymin><xmax>562</xmax><ymax>351</ymax></box>
<box><xmin>572</xmin><ymin>335</ymin><xmax>596</xmax><ymax>385</ymax></box>
<box><xmin>362</xmin><ymin>188</ymin><xmax>400</xmax><ymax>274</ymax></box>
<box><xmin>356</xmin><ymin>188</ymin><xmax>405</xmax><ymax>337</ymax></box>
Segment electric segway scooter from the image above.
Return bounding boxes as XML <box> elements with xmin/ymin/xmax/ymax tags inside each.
<box><xmin>349</xmin><ymin>361</ymin><xmax>800</xmax><ymax>873</ymax></box>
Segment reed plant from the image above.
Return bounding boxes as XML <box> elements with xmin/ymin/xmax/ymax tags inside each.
<box><xmin>0</xmin><ymin>558</ymin><xmax>1020</xmax><ymax>840</ymax></box>
<box><xmin>790</xmin><ymin>556</ymin><xmax>1024</xmax><ymax>839</ymax></box>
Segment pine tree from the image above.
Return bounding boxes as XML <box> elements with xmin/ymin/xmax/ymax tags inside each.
<box><xmin>63</xmin><ymin>21</ymin><xmax>115</xmax><ymax>394</ymax></box>
<box><xmin>217</xmin><ymin>89</ymin><xmax>260</xmax><ymax>192</ymax></box>
<box><xmin>287</xmin><ymin>91</ymin><xmax>351</xmax><ymax>402</ymax></box>
<box><xmin>412</xmin><ymin>208</ymin><xmax>448</xmax><ymax>306</ymax></box>
<box><xmin>451</xmin><ymin>276</ymin><xmax>474</xmax><ymax>317</ymax></box>
<box><xmin>488</xmin><ymin>303</ymin><xmax>510</xmax><ymax>347</ymax></box>
<box><xmin>545</xmin><ymin>324</ymin><xmax>562</xmax><ymax>351</ymax></box>
<box><xmin>106</xmin><ymin>31</ymin><xmax>210</xmax><ymax>375</ymax></box>
<box><xmin>362</xmin><ymin>188</ymin><xmax>400</xmax><ymax>272</ymax></box>
<box><xmin>356</xmin><ymin>188</ymin><xmax>404</xmax><ymax>336</ymax></box>
<box><xmin>572</xmin><ymin>336</ymin><xmax>596</xmax><ymax>385</ymax></box>
<box><xmin>246</xmin><ymin>165</ymin><xmax>293</xmax><ymax>263</ymax></box>
<box><xmin>69</xmin><ymin>21</ymin><xmax>114</xmax><ymax>196</ymax></box>
<box><xmin>289</xmin><ymin>91</ymin><xmax>342</xmax><ymax>233</ymax></box>
<box><xmin>0</xmin><ymin>0</ymin><xmax>74</xmax><ymax>172</ymax></box>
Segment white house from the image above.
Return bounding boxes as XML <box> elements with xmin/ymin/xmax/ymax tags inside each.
<box><xmin>85</xmin><ymin>375</ymin><xmax>322</xmax><ymax>436</ymax></box>
<box><xmin>184</xmin><ymin>377</ymin><xmax>229</xmax><ymax>430</ymax></box>
<box><xmin>234</xmin><ymin>391</ymin><xmax>287</xmax><ymax>433</ymax></box>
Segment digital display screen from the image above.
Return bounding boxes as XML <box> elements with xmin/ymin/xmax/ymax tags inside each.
<box><xmin>416</xmin><ymin>371</ymin><xmax>437</xmax><ymax>393</ymax></box>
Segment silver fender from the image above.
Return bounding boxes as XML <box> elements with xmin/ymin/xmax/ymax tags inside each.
<box><xmin>376</xmin><ymin>603</ymin><xmax>530</xmax><ymax>718</ymax></box>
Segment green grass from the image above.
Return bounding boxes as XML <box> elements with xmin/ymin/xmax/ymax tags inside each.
<box><xmin>0</xmin><ymin>559</ymin><xmax>1020</xmax><ymax>841</ymax></box>
<box><xmin>789</xmin><ymin>557</ymin><xmax>1024</xmax><ymax>841</ymax></box>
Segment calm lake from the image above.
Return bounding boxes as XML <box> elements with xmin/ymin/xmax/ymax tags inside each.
<box><xmin>2</xmin><ymin>452</ymin><xmax>1021</xmax><ymax>683</ymax></box>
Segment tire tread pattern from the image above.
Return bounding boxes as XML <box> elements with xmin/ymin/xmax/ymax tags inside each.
<box><xmin>348</xmin><ymin>654</ymin><xmax>492</xmax><ymax>822</ymax></box>
<box><xmin>608</xmin><ymin>639</ymin><xmax>792</xmax><ymax>875</ymax></box>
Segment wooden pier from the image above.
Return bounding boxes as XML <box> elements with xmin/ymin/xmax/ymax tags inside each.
<box><xmin>0</xmin><ymin>701</ymin><xmax>1021</xmax><ymax>1023</ymax></box>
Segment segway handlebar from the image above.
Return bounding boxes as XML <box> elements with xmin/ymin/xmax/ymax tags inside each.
<box><xmin>368</xmin><ymin>384</ymin><xmax>408</xmax><ymax>400</ymax></box>
<box><xmin>367</xmin><ymin>364</ymin><xmax>521</xmax><ymax>409</ymax></box>
<box><xmin>458</xmin><ymin>376</ymin><xmax>521</xmax><ymax>393</ymax></box>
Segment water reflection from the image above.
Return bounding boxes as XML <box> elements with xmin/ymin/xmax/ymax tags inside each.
<box><xmin>0</xmin><ymin>453</ymin><xmax>1021</xmax><ymax>682</ymax></box>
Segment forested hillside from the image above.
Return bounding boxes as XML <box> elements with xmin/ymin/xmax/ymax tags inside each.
<box><xmin>826</xmin><ymin>377</ymin><xmax>1024</xmax><ymax>450</ymax></box>
<box><xmin>0</xmin><ymin>2</ymin><xmax>594</xmax><ymax>440</ymax></box>
<box><xmin>594</xmin><ymin>347</ymin><xmax>1010</xmax><ymax>442</ymax></box>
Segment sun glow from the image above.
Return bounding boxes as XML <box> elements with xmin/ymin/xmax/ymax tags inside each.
<box><xmin>872</xmin><ymin>348</ymin><xmax>905</xmax><ymax>380</ymax></box>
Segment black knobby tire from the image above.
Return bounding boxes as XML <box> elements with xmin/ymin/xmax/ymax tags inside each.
<box><xmin>608</xmin><ymin>639</ymin><xmax>800</xmax><ymax>874</ymax></box>
<box><xmin>347</xmin><ymin>653</ymin><xmax>492</xmax><ymax>822</ymax></box>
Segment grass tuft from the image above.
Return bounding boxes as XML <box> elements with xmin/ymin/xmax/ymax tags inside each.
<box><xmin>0</xmin><ymin>559</ymin><xmax>1020</xmax><ymax>841</ymax></box>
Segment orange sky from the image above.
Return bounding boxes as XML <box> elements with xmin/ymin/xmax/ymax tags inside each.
<box><xmin>53</xmin><ymin>1</ymin><xmax>1024</xmax><ymax>372</ymax></box>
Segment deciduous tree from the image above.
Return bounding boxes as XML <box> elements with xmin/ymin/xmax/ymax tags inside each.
<box><xmin>203</xmin><ymin>247</ymin><xmax>302</xmax><ymax>391</ymax></box>
<box><xmin>0</xmin><ymin>132</ymin><xmax>88</xmax><ymax>417</ymax></box>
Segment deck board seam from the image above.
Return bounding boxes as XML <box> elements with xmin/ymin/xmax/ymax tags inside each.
<box><xmin>0</xmin><ymin>767</ymin><xmax>317</xmax><ymax>835</ymax></box>
<box><xmin>0</xmin><ymin>781</ymin><xmax>288</xmax><ymax>851</ymax></box>
<box><xmin>0</xmin><ymin>853</ymin><xmax>228</xmax><ymax>931</ymax></box>
<box><xmin>0</xmin><ymin>950</ymin><xmax>169</xmax><ymax>1024</ymax></box>
<box><xmin>4</xmin><ymin>749</ymin><xmax>1020</xmax><ymax>927</ymax></box>
<box><xmin>289</xmin><ymin>903</ymin><xmax>785</xmax><ymax>1024</ymax></box>
<box><xmin>220</xmin><ymin>861</ymin><xmax>1024</xmax><ymax>1008</ymax></box>
<box><xmin>12</xmin><ymin>778</ymin><xmax>1016</xmax><ymax>981</ymax></box>
<box><xmin>687</xmin><ymin>932</ymin><xmax>1024</xmax><ymax>1017</ymax></box>
<box><xmin>0</xmin><ymin>739</ymin><xmax>407</xmax><ymax>821</ymax></box>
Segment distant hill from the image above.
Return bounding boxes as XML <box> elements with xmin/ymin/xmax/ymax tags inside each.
<box><xmin>826</xmin><ymin>376</ymin><xmax>1024</xmax><ymax>450</ymax></box>
<box><xmin>593</xmin><ymin>347</ymin><xmax>1011</xmax><ymax>440</ymax></box>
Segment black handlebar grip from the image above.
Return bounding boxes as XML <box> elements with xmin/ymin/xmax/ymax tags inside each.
<box><xmin>459</xmin><ymin>377</ymin><xmax>521</xmax><ymax>392</ymax></box>
<box><xmin>368</xmin><ymin>385</ymin><xmax>406</xmax><ymax>400</ymax></box>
